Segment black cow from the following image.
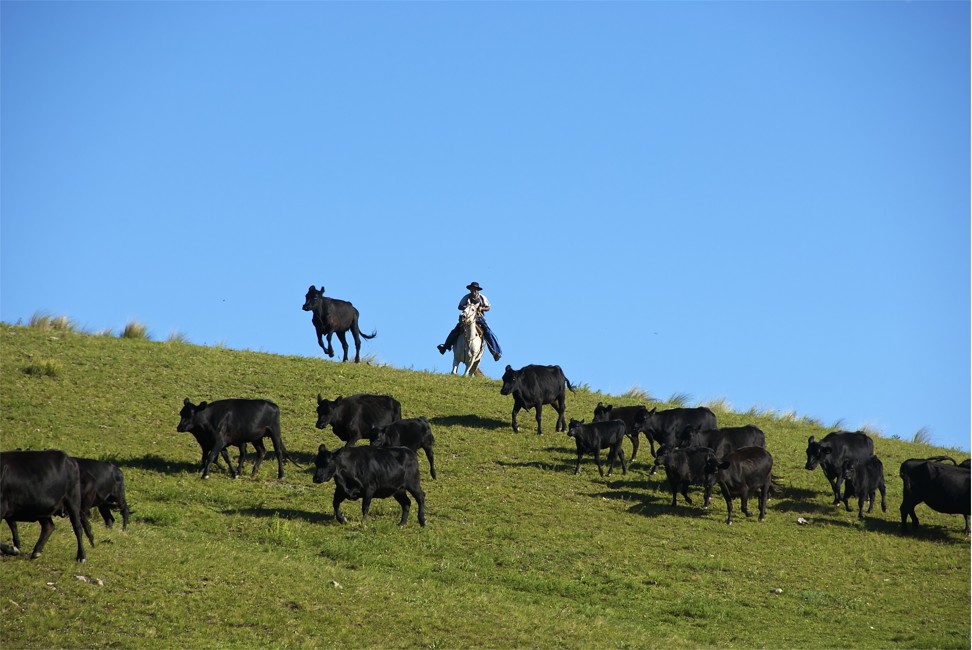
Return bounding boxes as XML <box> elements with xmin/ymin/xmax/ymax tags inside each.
<box><xmin>652</xmin><ymin>445</ymin><xmax>714</xmax><ymax>508</ymax></box>
<box><xmin>369</xmin><ymin>417</ymin><xmax>437</xmax><ymax>480</ymax></box>
<box><xmin>74</xmin><ymin>458</ymin><xmax>131</xmax><ymax>531</ymax></box>
<box><xmin>683</xmin><ymin>425</ymin><xmax>766</xmax><ymax>459</ymax></box>
<box><xmin>899</xmin><ymin>458</ymin><xmax>970</xmax><ymax>535</ymax></box>
<box><xmin>316</xmin><ymin>393</ymin><xmax>402</xmax><ymax>447</ymax></box>
<box><xmin>499</xmin><ymin>364</ymin><xmax>575</xmax><ymax>434</ymax></box>
<box><xmin>960</xmin><ymin>459</ymin><xmax>971</xmax><ymax>469</ymax></box>
<box><xmin>566</xmin><ymin>419</ymin><xmax>628</xmax><ymax>477</ymax></box>
<box><xmin>177</xmin><ymin>398</ymin><xmax>297</xmax><ymax>479</ymax></box>
<box><xmin>804</xmin><ymin>431</ymin><xmax>874</xmax><ymax>505</ymax></box>
<box><xmin>703</xmin><ymin>446</ymin><xmax>775</xmax><ymax>525</ymax></box>
<box><xmin>303</xmin><ymin>285</ymin><xmax>376</xmax><ymax>363</ymax></box>
<box><xmin>592</xmin><ymin>403</ymin><xmax>650</xmax><ymax>460</ymax></box>
<box><xmin>0</xmin><ymin>450</ymin><xmax>87</xmax><ymax>562</ymax></box>
<box><xmin>840</xmin><ymin>454</ymin><xmax>887</xmax><ymax>520</ymax></box>
<box><xmin>633</xmin><ymin>407</ymin><xmax>717</xmax><ymax>460</ymax></box>
<box><xmin>313</xmin><ymin>444</ymin><xmax>426</xmax><ymax>527</ymax></box>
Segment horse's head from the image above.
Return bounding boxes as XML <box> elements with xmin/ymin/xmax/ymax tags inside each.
<box><xmin>460</xmin><ymin>300</ymin><xmax>481</xmax><ymax>324</ymax></box>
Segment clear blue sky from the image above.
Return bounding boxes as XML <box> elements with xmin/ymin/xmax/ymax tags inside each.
<box><xmin>2</xmin><ymin>2</ymin><xmax>969</xmax><ymax>451</ymax></box>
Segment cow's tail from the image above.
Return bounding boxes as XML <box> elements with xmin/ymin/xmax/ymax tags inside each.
<box><xmin>277</xmin><ymin>437</ymin><xmax>304</xmax><ymax>468</ymax></box>
<box><xmin>564</xmin><ymin>376</ymin><xmax>576</xmax><ymax>393</ymax></box>
<box><xmin>925</xmin><ymin>455</ymin><xmax>957</xmax><ymax>465</ymax></box>
<box><xmin>361</xmin><ymin>329</ymin><xmax>377</xmax><ymax>340</ymax></box>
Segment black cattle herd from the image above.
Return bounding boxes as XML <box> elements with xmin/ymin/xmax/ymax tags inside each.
<box><xmin>2</xmin><ymin>286</ymin><xmax>970</xmax><ymax>562</ymax></box>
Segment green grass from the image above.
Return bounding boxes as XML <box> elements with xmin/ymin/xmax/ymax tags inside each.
<box><xmin>1</xmin><ymin>322</ymin><xmax>969</xmax><ymax>649</ymax></box>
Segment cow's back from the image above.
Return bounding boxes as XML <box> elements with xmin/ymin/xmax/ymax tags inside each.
<box><xmin>516</xmin><ymin>365</ymin><xmax>566</xmax><ymax>404</ymax></box>
<box><xmin>907</xmin><ymin>461</ymin><xmax>971</xmax><ymax>515</ymax></box>
<box><xmin>721</xmin><ymin>447</ymin><xmax>774</xmax><ymax>489</ymax></box>
<box><xmin>337</xmin><ymin>446</ymin><xmax>419</xmax><ymax>497</ymax></box>
<box><xmin>0</xmin><ymin>450</ymin><xmax>80</xmax><ymax>518</ymax></box>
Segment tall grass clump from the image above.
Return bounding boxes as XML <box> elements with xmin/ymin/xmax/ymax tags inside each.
<box><xmin>167</xmin><ymin>330</ymin><xmax>190</xmax><ymax>344</ymax></box>
<box><xmin>667</xmin><ymin>391</ymin><xmax>693</xmax><ymax>407</ymax></box>
<box><xmin>621</xmin><ymin>385</ymin><xmax>654</xmax><ymax>401</ymax></box>
<box><xmin>121</xmin><ymin>320</ymin><xmax>150</xmax><ymax>340</ymax></box>
<box><xmin>912</xmin><ymin>427</ymin><xmax>933</xmax><ymax>446</ymax></box>
<box><xmin>27</xmin><ymin>312</ymin><xmax>76</xmax><ymax>332</ymax></box>
<box><xmin>21</xmin><ymin>358</ymin><xmax>62</xmax><ymax>378</ymax></box>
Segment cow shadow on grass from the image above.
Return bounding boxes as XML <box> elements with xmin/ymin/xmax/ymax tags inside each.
<box><xmin>229</xmin><ymin>506</ymin><xmax>333</xmax><ymax>525</ymax></box>
<box><xmin>429</xmin><ymin>415</ymin><xmax>507</xmax><ymax>430</ymax></box>
<box><xmin>586</xmin><ymin>487</ymin><xmax>713</xmax><ymax>520</ymax></box>
<box><xmin>115</xmin><ymin>454</ymin><xmax>199</xmax><ymax>475</ymax></box>
<box><xmin>495</xmin><ymin>459</ymin><xmax>577</xmax><ymax>474</ymax></box>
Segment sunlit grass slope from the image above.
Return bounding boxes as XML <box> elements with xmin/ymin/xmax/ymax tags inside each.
<box><xmin>1</xmin><ymin>323</ymin><xmax>968</xmax><ymax>649</ymax></box>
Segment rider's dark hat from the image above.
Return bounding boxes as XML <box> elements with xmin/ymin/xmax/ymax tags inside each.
<box><xmin>466</xmin><ymin>282</ymin><xmax>483</xmax><ymax>291</ymax></box>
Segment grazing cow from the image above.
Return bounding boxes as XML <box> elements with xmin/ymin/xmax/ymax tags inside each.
<box><xmin>73</xmin><ymin>457</ymin><xmax>131</xmax><ymax>530</ymax></box>
<box><xmin>369</xmin><ymin>417</ymin><xmax>437</xmax><ymax>480</ymax></box>
<box><xmin>566</xmin><ymin>419</ymin><xmax>628</xmax><ymax>477</ymax></box>
<box><xmin>313</xmin><ymin>444</ymin><xmax>426</xmax><ymax>526</ymax></box>
<box><xmin>302</xmin><ymin>285</ymin><xmax>376</xmax><ymax>363</ymax></box>
<box><xmin>840</xmin><ymin>455</ymin><xmax>887</xmax><ymax>520</ymax></box>
<box><xmin>804</xmin><ymin>431</ymin><xmax>874</xmax><ymax>505</ymax></box>
<box><xmin>178</xmin><ymin>398</ymin><xmax>297</xmax><ymax>479</ymax></box>
<box><xmin>652</xmin><ymin>445</ymin><xmax>714</xmax><ymax>508</ymax></box>
<box><xmin>703</xmin><ymin>446</ymin><xmax>775</xmax><ymax>525</ymax></box>
<box><xmin>899</xmin><ymin>458</ymin><xmax>970</xmax><ymax>535</ymax></box>
<box><xmin>0</xmin><ymin>450</ymin><xmax>87</xmax><ymax>562</ymax></box>
<box><xmin>593</xmin><ymin>403</ymin><xmax>650</xmax><ymax>460</ymax></box>
<box><xmin>633</xmin><ymin>407</ymin><xmax>717</xmax><ymax>458</ymax></box>
<box><xmin>499</xmin><ymin>364</ymin><xmax>575</xmax><ymax>434</ymax></box>
<box><xmin>316</xmin><ymin>393</ymin><xmax>402</xmax><ymax>447</ymax></box>
<box><xmin>683</xmin><ymin>425</ymin><xmax>766</xmax><ymax>460</ymax></box>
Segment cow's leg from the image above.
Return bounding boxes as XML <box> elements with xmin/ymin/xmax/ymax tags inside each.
<box><xmin>236</xmin><ymin>443</ymin><xmax>247</xmax><ymax>477</ymax></box>
<box><xmin>866</xmin><ymin>490</ymin><xmax>876</xmax><ymax>513</ymax></box>
<box><xmin>511</xmin><ymin>403</ymin><xmax>521</xmax><ymax>433</ymax></box>
<box><xmin>336</xmin><ymin>331</ymin><xmax>351</xmax><ymax>363</ymax></box>
<box><xmin>423</xmin><ymin>445</ymin><xmax>437</xmax><ymax>480</ymax></box>
<box><xmin>324</xmin><ymin>332</ymin><xmax>335</xmax><ymax>358</ymax></box>
<box><xmin>535</xmin><ymin>404</ymin><xmax>544</xmax><ymax>436</ymax></box>
<box><xmin>740</xmin><ymin>490</ymin><xmax>751</xmax><ymax>517</ymax></box>
<box><xmin>758</xmin><ymin>484</ymin><xmax>768</xmax><ymax>521</ymax></box>
<box><xmin>30</xmin><ymin>517</ymin><xmax>56</xmax><ymax>560</ymax></box>
<box><xmin>555</xmin><ymin>397</ymin><xmax>567</xmax><ymax>432</ymax></box>
<box><xmin>80</xmin><ymin>509</ymin><xmax>96</xmax><ymax>547</ymax></box>
<box><xmin>681</xmin><ymin>483</ymin><xmax>693</xmax><ymax>505</ymax></box>
<box><xmin>248</xmin><ymin>439</ymin><xmax>266</xmax><ymax>476</ymax></box>
<box><xmin>3</xmin><ymin>520</ymin><xmax>22</xmax><ymax>555</ymax></box>
<box><xmin>315</xmin><ymin>325</ymin><xmax>329</xmax><ymax>356</ymax></box>
<box><xmin>900</xmin><ymin>498</ymin><xmax>919</xmax><ymax>532</ymax></box>
<box><xmin>703</xmin><ymin>484</ymin><xmax>713</xmax><ymax>509</ymax></box>
<box><xmin>203</xmin><ymin>441</ymin><xmax>234</xmax><ymax>479</ymax></box>
<box><xmin>574</xmin><ymin>450</ymin><xmax>584</xmax><ymax>475</ymax></box>
<box><xmin>616</xmin><ymin>446</ymin><xmax>627</xmax><ymax>476</ymax></box>
<box><xmin>878</xmin><ymin>482</ymin><xmax>887</xmax><ymax>513</ymax></box>
<box><xmin>669</xmin><ymin>484</ymin><xmax>679</xmax><ymax>507</ymax></box>
<box><xmin>407</xmin><ymin>483</ymin><xmax>426</xmax><ymax>527</ymax></box>
<box><xmin>267</xmin><ymin>435</ymin><xmax>286</xmax><ymax>479</ymax></box>
<box><xmin>830</xmin><ymin>473</ymin><xmax>843</xmax><ymax>505</ymax></box>
<box><xmin>646</xmin><ymin>433</ymin><xmax>656</xmax><ymax>458</ymax></box>
<box><xmin>628</xmin><ymin>433</ymin><xmax>640</xmax><ymax>462</ymax></box>
<box><xmin>360</xmin><ymin>493</ymin><xmax>373</xmax><ymax>524</ymax></box>
<box><xmin>963</xmin><ymin>515</ymin><xmax>970</xmax><ymax>536</ymax></box>
<box><xmin>351</xmin><ymin>327</ymin><xmax>362</xmax><ymax>364</ymax></box>
<box><xmin>722</xmin><ymin>491</ymin><xmax>734</xmax><ymax>525</ymax></box>
<box><xmin>333</xmin><ymin>487</ymin><xmax>348</xmax><ymax>525</ymax></box>
<box><xmin>594</xmin><ymin>448</ymin><xmax>605</xmax><ymax>476</ymax></box>
<box><xmin>98</xmin><ymin>504</ymin><xmax>115</xmax><ymax>529</ymax></box>
<box><xmin>394</xmin><ymin>491</ymin><xmax>411</xmax><ymax>526</ymax></box>
<box><xmin>71</xmin><ymin>508</ymin><xmax>89</xmax><ymax>562</ymax></box>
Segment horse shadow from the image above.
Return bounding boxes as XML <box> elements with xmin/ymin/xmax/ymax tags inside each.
<box><xmin>430</xmin><ymin>415</ymin><xmax>507</xmax><ymax>430</ymax></box>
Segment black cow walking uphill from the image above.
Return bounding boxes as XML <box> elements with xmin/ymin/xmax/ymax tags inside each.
<box><xmin>178</xmin><ymin>398</ymin><xmax>299</xmax><ymax>479</ymax></box>
<box><xmin>1</xmin><ymin>450</ymin><xmax>88</xmax><ymax>562</ymax></box>
<box><xmin>804</xmin><ymin>431</ymin><xmax>874</xmax><ymax>505</ymax></box>
<box><xmin>652</xmin><ymin>445</ymin><xmax>714</xmax><ymax>508</ymax></box>
<box><xmin>633</xmin><ymin>407</ymin><xmax>717</xmax><ymax>460</ymax></box>
<box><xmin>567</xmin><ymin>419</ymin><xmax>628</xmax><ymax>477</ymax></box>
<box><xmin>592</xmin><ymin>403</ymin><xmax>650</xmax><ymax>460</ymax></box>
<box><xmin>313</xmin><ymin>444</ymin><xmax>426</xmax><ymax>527</ymax></box>
<box><xmin>73</xmin><ymin>457</ymin><xmax>131</xmax><ymax>531</ymax></box>
<box><xmin>840</xmin><ymin>454</ymin><xmax>887</xmax><ymax>520</ymax></box>
<box><xmin>500</xmin><ymin>364</ymin><xmax>575</xmax><ymax>435</ymax></box>
<box><xmin>899</xmin><ymin>458</ymin><xmax>970</xmax><ymax>535</ymax></box>
<box><xmin>316</xmin><ymin>394</ymin><xmax>402</xmax><ymax>447</ymax></box>
<box><xmin>683</xmin><ymin>425</ymin><xmax>766</xmax><ymax>460</ymax></box>
<box><xmin>303</xmin><ymin>285</ymin><xmax>376</xmax><ymax>363</ymax></box>
<box><xmin>703</xmin><ymin>447</ymin><xmax>777</xmax><ymax>525</ymax></box>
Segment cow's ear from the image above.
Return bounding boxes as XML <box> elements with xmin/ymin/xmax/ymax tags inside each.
<box><xmin>317</xmin><ymin>393</ymin><xmax>323</xmax><ymax>403</ymax></box>
<box><xmin>198</xmin><ymin>401</ymin><xmax>207</xmax><ymax>409</ymax></box>
<box><xmin>808</xmin><ymin>436</ymin><xmax>815</xmax><ymax>444</ymax></box>
<box><xmin>718</xmin><ymin>460</ymin><xmax>731</xmax><ymax>470</ymax></box>
<box><xmin>183</xmin><ymin>397</ymin><xmax>191</xmax><ymax>405</ymax></box>
<box><xmin>308</xmin><ymin>285</ymin><xmax>315</xmax><ymax>291</ymax></box>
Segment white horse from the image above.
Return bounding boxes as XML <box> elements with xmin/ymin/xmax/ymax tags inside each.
<box><xmin>452</xmin><ymin>301</ymin><xmax>484</xmax><ymax>376</ymax></box>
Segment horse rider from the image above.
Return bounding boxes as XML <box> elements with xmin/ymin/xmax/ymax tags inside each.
<box><xmin>437</xmin><ymin>281</ymin><xmax>502</xmax><ymax>362</ymax></box>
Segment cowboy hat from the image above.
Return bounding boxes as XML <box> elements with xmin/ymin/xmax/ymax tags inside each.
<box><xmin>466</xmin><ymin>282</ymin><xmax>483</xmax><ymax>291</ymax></box>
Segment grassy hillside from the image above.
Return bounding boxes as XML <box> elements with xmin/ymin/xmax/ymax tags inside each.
<box><xmin>1</xmin><ymin>322</ymin><xmax>969</xmax><ymax>649</ymax></box>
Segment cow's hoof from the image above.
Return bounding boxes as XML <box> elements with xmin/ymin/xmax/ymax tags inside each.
<box><xmin>29</xmin><ymin>552</ymin><xmax>42</xmax><ymax>560</ymax></box>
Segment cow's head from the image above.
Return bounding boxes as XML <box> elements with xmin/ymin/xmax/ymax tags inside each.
<box><xmin>303</xmin><ymin>285</ymin><xmax>325</xmax><ymax>312</ymax></box>
<box><xmin>499</xmin><ymin>365</ymin><xmax>519</xmax><ymax>396</ymax></box>
<box><xmin>632</xmin><ymin>407</ymin><xmax>657</xmax><ymax>434</ymax></box>
<box><xmin>805</xmin><ymin>435</ymin><xmax>831</xmax><ymax>470</ymax></box>
<box><xmin>369</xmin><ymin>425</ymin><xmax>388</xmax><ymax>447</ymax></box>
<box><xmin>313</xmin><ymin>444</ymin><xmax>338</xmax><ymax>483</ymax></box>
<box><xmin>567</xmin><ymin>419</ymin><xmax>584</xmax><ymax>438</ymax></box>
<box><xmin>677</xmin><ymin>425</ymin><xmax>702</xmax><ymax>449</ymax></box>
<box><xmin>841</xmin><ymin>459</ymin><xmax>859</xmax><ymax>481</ymax></box>
<box><xmin>652</xmin><ymin>444</ymin><xmax>674</xmax><ymax>473</ymax></box>
<box><xmin>316</xmin><ymin>394</ymin><xmax>341</xmax><ymax>429</ymax></box>
<box><xmin>702</xmin><ymin>451</ymin><xmax>728</xmax><ymax>485</ymax></box>
<box><xmin>177</xmin><ymin>398</ymin><xmax>207</xmax><ymax>432</ymax></box>
<box><xmin>592</xmin><ymin>402</ymin><xmax>613</xmax><ymax>422</ymax></box>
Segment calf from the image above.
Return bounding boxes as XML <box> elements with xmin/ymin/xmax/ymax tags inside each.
<box><xmin>703</xmin><ymin>446</ymin><xmax>775</xmax><ymax>525</ymax></box>
<box><xmin>316</xmin><ymin>393</ymin><xmax>401</xmax><ymax>447</ymax></box>
<box><xmin>683</xmin><ymin>425</ymin><xmax>766</xmax><ymax>460</ymax></box>
<box><xmin>74</xmin><ymin>457</ymin><xmax>131</xmax><ymax>530</ymax></box>
<box><xmin>369</xmin><ymin>417</ymin><xmax>437</xmax><ymax>479</ymax></box>
<box><xmin>593</xmin><ymin>403</ymin><xmax>650</xmax><ymax>459</ymax></box>
<box><xmin>500</xmin><ymin>364</ymin><xmax>575</xmax><ymax>434</ymax></box>
<box><xmin>0</xmin><ymin>450</ymin><xmax>87</xmax><ymax>562</ymax></box>
<box><xmin>899</xmin><ymin>458</ymin><xmax>970</xmax><ymax>535</ymax></box>
<box><xmin>633</xmin><ymin>407</ymin><xmax>717</xmax><ymax>458</ymax></box>
<box><xmin>566</xmin><ymin>419</ymin><xmax>628</xmax><ymax>477</ymax></box>
<box><xmin>652</xmin><ymin>445</ymin><xmax>714</xmax><ymax>508</ymax></box>
<box><xmin>840</xmin><ymin>455</ymin><xmax>887</xmax><ymax>519</ymax></box>
<box><xmin>804</xmin><ymin>431</ymin><xmax>874</xmax><ymax>505</ymax></box>
<box><xmin>178</xmin><ymin>398</ymin><xmax>297</xmax><ymax>479</ymax></box>
<box><xmin>313</xmin><ymin>444</ymin><xmax>426</xmax><ymax>527</ymax></box>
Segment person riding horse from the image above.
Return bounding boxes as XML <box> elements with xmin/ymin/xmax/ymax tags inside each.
<box><xmin>437</xmin><ymin>282</ymin><xmax>502</xmax><ymax>362</ymax></box>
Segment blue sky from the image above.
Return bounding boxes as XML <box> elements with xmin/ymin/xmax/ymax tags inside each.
<box><xmin>2</xmin><ymin>2</ymin><xmax>969</xmax><ymax>451</ymax></box>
